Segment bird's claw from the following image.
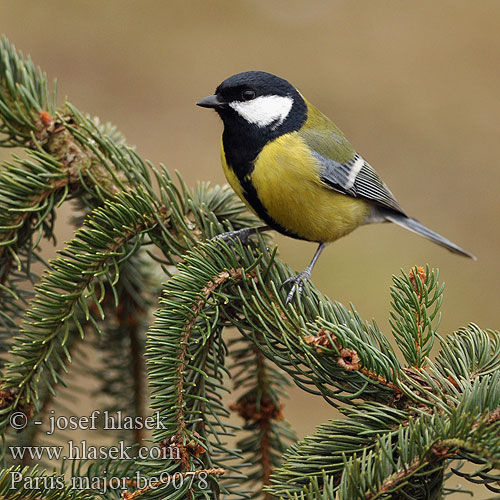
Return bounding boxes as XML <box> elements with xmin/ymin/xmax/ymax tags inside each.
<box><xmin>281</xmin><ymin>269</ymin><xmax>312</xmax><ymax>306</ymax></box>
<box><xmin>210</xmin><ymin>228</ymin><xmax>253</xmax><ymax>246</ymax></box>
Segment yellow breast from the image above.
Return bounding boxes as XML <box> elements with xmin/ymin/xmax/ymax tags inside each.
<box><xmin>221</xmin><ymin>133</ymin><xmax>370</xmax><ymax>243</ymax></box>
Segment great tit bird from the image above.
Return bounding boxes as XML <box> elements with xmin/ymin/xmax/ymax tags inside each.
<box><xmin>197</xmin><ymin>71</ymin><xmax>475</xmax><ymax>304</ymax></box>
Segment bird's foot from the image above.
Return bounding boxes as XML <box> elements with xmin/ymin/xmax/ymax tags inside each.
<box><xmin>210</xmin><ymin>227</ymin><xmax>256</xmax><ymax>246</ymax></box>
<box><xmin>281</xmin><ymin>268</ymin><xmax>312</xmax><ymax>306</ymax></box>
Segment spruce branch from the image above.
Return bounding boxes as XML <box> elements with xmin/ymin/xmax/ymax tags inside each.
<box><xmin>11</xmin><ymin>330</ymin><xmax>85</xmax><ymax>468</ymax></box>
<box><xmin>0</xmin><ymin>190</ymin><xmax>161</xmax><ymax>425</ymax></box>
<box><xmin>435</xmin><ymin>323</ymin><xmax>500</xmax><ymax>381</ymax></box>
<box><xmin>267</xmin><ymin>402</ymin><xmax>409</xmax><ymax>498</ymax></box>
<box><xmin>146</xmin><ymin>241</ymin><xmax>262</xmax><ymax>499</ymax></box>
<box><xmin>340</xmin><ymin>392</ymin><xmax>500</xmax><ymax>499</ymax></box>
<box><xmin>229</xmin><ymin>335</ymin><xmax>296</xmax><ymax>499</ymax></box>
<box><xmin>224</xmin><ymin>253</ymin><xmax>403</xmax><ymax>408</ymax></box>
<box><xmin>0</xmin><ymin>36</ymin><xmax>56</xmax><ymax>148</ymax></box>
<box><xmin>94</xmin><ymin>254</ymin><xmax>158</xmax><ymax>446</ymax></box>
<box><xmin>270</xmin><ymin>336</ymin><xmax>500</xmax><ymax>499</ymax></box>
<box><xmin>390</xmin><ymin>265</ymin><xmax>443</xmax><ymax>368</ymax></box>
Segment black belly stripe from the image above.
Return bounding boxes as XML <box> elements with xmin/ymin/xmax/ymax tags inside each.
<box><xmin>238</xmin><ymin>173</ymin><xmax>303</xmax><ymax>240</ymax></box>
<box><xmin>220</xmin><ymin>97</ymin><xmax>308</xmax><ymax>241</ymax></box>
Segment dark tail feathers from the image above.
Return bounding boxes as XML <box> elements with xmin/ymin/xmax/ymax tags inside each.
<box><xmin>384</xmin><ymin>212</ymin><xmax>476</xmax><ymax>260</ymax></box>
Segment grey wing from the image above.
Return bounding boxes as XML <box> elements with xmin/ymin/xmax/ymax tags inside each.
<box><xmin>314</xmin><ymin>151</ymin><xmax>407</xmax><ymax>216</ymax></box>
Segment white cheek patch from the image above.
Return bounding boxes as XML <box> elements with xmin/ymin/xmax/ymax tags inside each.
<box><xmin>229</xmin><ymin>95</ymin><xmax>293</xmax><ymax>128</ymax></box>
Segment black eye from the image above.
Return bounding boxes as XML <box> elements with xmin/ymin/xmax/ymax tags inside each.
<box><xmin>241</xmin><ymin>89</ymin><xmax>256</xmax><ymax>101</ymax></box>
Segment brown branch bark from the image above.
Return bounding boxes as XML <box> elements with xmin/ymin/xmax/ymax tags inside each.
<box><xmin>305</xmin><ymin>328</ymin><xmax>403</xmax><ymax>397</ymax></box>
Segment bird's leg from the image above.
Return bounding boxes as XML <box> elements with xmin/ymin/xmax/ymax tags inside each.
<box><xmin>211</xmin><ymin>225</ymin><xmax>270</xmax><ymax>246</ymax></box>
<box><xmin>281</xmin><ymin>242</ymin><xmax>327</xmax><ymax>305</ymax></box>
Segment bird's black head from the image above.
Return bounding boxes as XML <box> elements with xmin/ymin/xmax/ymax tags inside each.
<box><xmin>197</xmin><ymin>71</ymin><xmax>307</xmax><ymax>141</ymax></box>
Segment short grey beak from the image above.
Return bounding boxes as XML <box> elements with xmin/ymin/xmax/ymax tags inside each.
<box><xmin>196</xmin><ymin>94</ymin><xmax>226</xmax><ymax>109</ymax></box>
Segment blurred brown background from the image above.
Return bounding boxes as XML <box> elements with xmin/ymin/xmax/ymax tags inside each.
<box><xmin>2</xmin><ymin>1</ymin><xmax>499</xmax><ymax>497</ymax></box>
